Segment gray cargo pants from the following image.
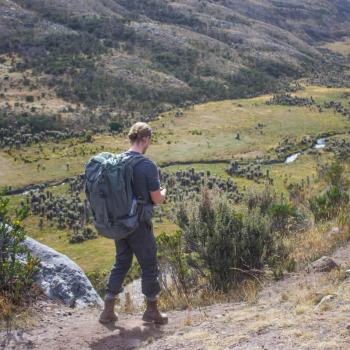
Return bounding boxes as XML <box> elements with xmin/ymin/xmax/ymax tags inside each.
<box><xmin>106</xmin><ymin>221</ymin><xmax>161</xmax><ymax>301</ymax></box>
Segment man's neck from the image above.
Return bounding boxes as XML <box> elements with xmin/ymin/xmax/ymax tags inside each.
<box><xmin>129</xmin><ymin>145</ymin><xmax>144</xmax><ymax>154</ymax></box>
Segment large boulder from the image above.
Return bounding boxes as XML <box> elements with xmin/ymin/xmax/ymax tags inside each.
<box><xmin>23</xmin><ymin>237</ymin><xmax>103</xmax><ymax>308</ymax></box>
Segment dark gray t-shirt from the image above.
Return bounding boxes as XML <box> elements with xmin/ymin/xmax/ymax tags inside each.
<box><xmin>125</xmin><ymin>151</ymin><xmax>160</xmax><ymax>204</ymax></box>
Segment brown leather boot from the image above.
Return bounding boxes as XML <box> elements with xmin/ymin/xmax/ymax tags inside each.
<box><xmin>99</xmin><ymin>297</ymin><xmax>118</xmax><ymax>324</ymax></box>
<box><xmin>142</xmin><ymin>300</ymin><xmax>168</xmax><ymax>324</ymax></box>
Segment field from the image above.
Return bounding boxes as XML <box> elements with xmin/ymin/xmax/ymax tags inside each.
<box><xmin>2</xmin><ymin>84</ymin><xmax>350</xmax><ymax>274</ymax></box>
<box><xmin>1</xmin><ymin>85</ymin><xmax>350</xmax><ymax>189</ymax></box>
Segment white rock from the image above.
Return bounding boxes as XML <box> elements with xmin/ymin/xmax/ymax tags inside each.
<box><xmin>330</xmin><ymin>226</ymin><xmax>340</xmax><ymax>235</ymax></box>
<box><xmin>22</xmin><ymin>237</ymin><xmax>103</xmax><ymax>308</ymax></box>
<box><xmin>314</xmin><ymin>294</ymin><xmax>336</xmax><ymax>310</ymax></box>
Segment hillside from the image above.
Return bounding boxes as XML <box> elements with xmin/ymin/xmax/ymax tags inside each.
<box><xmin>1</xmin><ymin>0</ymin><xmax>350</xmax><ymax>127</ymax></box>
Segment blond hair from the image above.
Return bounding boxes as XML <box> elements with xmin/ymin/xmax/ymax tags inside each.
<box><xmin>128</xmin><ymin>122</ymin><xmax>152</xmax><ymax>144</ymax></box>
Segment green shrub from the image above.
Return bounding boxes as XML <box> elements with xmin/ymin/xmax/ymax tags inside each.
<box><xmin>310</xmin><ymin>162</ymin><xmax>349</xmax><ymax>222</ymax></box>
<box><xmin>269</xmin><ymin>203</ymin><xmax>298</xmax><ymax>231</ymax></box>
<box><xmin>69</xmin><ymin>227</ymin><xmax>97</xmax><ymax>244</ymax></box>
<box><xmin>156</xmin><ymin>230</ymin><xmax>196</xmax><ymax>295</ymax></box>
<box><xmin>86</xmin><ymin>270</ymin><xmax>109</xmax><ymax>298</ymax></box>
<box><xmin>0</xmin><ymin>197</ymin><xmax>39</xmax><ymax>305</ymax></box>
<box><xmin>25</xmin><ymin>95</ymin><xmax>34</xmax><ymax>103</ymax></box>
<box><xmin>177</xmin><ymin>189</ymin><xmax>288</xmax><ymax>291</ymax></box>
<box><xmin>109</xmin><ymin>121</ymin><xmax>123</xmax><ymax>133</ymax></box>
<box><xmin>309</xmin><ymin>185</ymin><xmax>349</xmax><ymax>222</ymax></box>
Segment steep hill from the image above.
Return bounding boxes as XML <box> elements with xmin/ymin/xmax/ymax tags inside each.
<box><xmin>0</xmin><ymin>0</ymin><xmax>350</xmax><ymax>126</ymax></box>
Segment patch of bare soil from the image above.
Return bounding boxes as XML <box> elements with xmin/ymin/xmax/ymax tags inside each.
<box><xmin>3</xmin><ymin>242</ymin><xmax>350</xmax><ymax>350</ymax></box>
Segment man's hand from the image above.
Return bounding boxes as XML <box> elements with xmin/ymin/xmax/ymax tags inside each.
<box><xmin>150</xmin><ymin>187</ymin><xmax>166</xmax><ymax>205</ymax></box>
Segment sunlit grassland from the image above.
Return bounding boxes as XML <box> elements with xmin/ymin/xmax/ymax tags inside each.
<box><xmin>1</xmin><ymin>86</ymin><xmax>350</xmax><ymax>190</ymax></box>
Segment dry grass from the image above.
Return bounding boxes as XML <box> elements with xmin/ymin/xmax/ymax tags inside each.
<box><xmin>289</xmin><ymin>223</ymin><xmax>350</xmax><ymax>269</ymax></box>
<box><xmin>0</xmin><ymin>296</ymin><xmax>12</xmax><ymax>332</ymax></box>
<box><xmin>0</xmin><ymin>294</ymin><xmax>38</xmax><ymax>332</ymax></box>
<box><xmin>158</xmin><ymin>278</ymin><xmax>261</xmax><ymax>313</ymax></box>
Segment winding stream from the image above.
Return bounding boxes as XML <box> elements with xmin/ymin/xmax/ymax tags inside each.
<box><xmin>314</xmin><ymin>138</ymin><xmax>326</xmax><ymax>149</ymax></box>
<box><xmin>285</xmin><ymin>138</ymin><xmax>327</xmax><ymax>164</ymax></box>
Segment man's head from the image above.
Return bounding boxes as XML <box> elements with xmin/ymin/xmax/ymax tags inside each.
<box><xmin>128</xmin><ymin>122</ymin><xmax>152</xmax><ymax>154</ymax></box>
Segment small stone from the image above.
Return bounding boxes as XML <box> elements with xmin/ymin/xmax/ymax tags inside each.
<box><xmin>330</xmin><ymin>226</ymin><xmax>340</xmax><ymax>235</ymax></box>
<box><xmin>314</xmin><ymin>294</ymin><xmax>336</xmax><ymax>310</ymax></box>
<box><xmin>309</xmin><ymin>256</ymin><xmax>339</xmax><ymax>272</ymax></box>
<box><xmin>345</xmin><ymin>269</ymin><xmax>350</xmax><ymax>278</ymax></box>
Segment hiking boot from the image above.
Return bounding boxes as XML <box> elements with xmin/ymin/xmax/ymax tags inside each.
<box><xmin>142</xmin><ymin>300</ymin><xmax>168</xmax><ymax>325</ymax></box>
<box><xmin>99</xmin><ymin>297</ymin><xmax>118</xmax><ymax>324</ymax></box>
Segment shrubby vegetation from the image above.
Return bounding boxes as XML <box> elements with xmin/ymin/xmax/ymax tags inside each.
<box><xmin>3</xmin><ymin>1</ymin><xmax>312</xmax><ymax>121</ymax></box>
<box><xmin>267</xmin><ymin>93</ymin><xmax>315</xmax><ymax>106</ymax></box>
<box><xmin>309</xmin><ymin>162</ymin><xmax>349</xmax><ymax>222</ymax></box>
<box><xmin>157</xmin><ymin>186</ymin><xmax>296</xmax><ymax>300</ymax></box>
<box><xmin>0</xmin><ymin>196</ymin><xmax>39</xmax><ymax>327</ymax></box>
<box><xmin>226</xmin><ymin>161</ymin><xmax>266</xmax><ymax>182</ymax></box>
<box><xmin>157</xmin><ymin>160</ymin><xmax>349</xmax><ymax>306</ymax></box>
<box><xmin>26</xmin><ymin>177</ymin><xmax>98</xmax><ymax>244</ymax></box>
<box><xmin>162</xmin><ymin>168</ymin><xmax>243</xmax><ymax>203</ymax></box>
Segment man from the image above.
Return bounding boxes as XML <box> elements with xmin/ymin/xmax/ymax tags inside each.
<box><xmin>99</xmin><ymin>122</ymin><xmax>168</xmax><ymax>324</ymax></box>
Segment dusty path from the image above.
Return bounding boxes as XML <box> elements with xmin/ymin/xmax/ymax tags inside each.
<box><xmin>3</xmin><ymin>243</ymin><xmax>350</xmax><ymax>350</ymax></box>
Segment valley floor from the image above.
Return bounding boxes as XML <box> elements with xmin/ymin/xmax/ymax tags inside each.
<box><xmin>3</xmin><ymin>241</ymin><xmax>350</xmax><ymax>350</ymax></box>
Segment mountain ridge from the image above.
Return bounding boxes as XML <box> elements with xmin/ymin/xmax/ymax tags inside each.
<box><xmin>0</xmin><ymin>0</ymin><xmax>350</xmax><ymax>126</ymax></box>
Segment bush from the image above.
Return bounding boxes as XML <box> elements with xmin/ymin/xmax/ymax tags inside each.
<box><xmin>109</xmin><ymin>121</ymin><xmax>123</xmax><ymax>133</ymax></box>
<box><xmin>69</xmin><ymin>227</ymin><xmax>97</xmax><ymax>243</ymax></box>
<box><xmin>0</xmin><ymin>197</ymin><xmax>39</xmax><ymax>306</ymax></box>
<box><xmin>156</xmin><ymin>230</ymin><xmax>196</xmax><ymax>296</ymax></box>
<box><xmin>309</xmin><ymin>185</ymin><xmax>349</xmax><ymax>222</ymax></box>
<box><xmin>269</xmin><ymin>203</ymin><xmax>298</xmax><ymax>231</ymax></box>
<box><xmin>25</xmin><ymin>95</ymin><xmax>34</xmax><ymax>103</ymax></box>
<box><xmin>177</xmin><ymin>188</ymin><xmax>288</xmax><ymax>291</ymax></box>
<box><xmin>309</xmin><ymin>162</ymin><xmax>349</xmax><ymax>222</ymax></box>
<box><xmin>85</xmin><ymin>270</ymin><xmax>109</xmax><ymax>298</ymax></box>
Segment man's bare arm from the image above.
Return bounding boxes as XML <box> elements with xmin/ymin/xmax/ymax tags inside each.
<box><xmin>150</xmin><ymin>187</ymin><xmax>166</xmax><ymax>205</ymax></box>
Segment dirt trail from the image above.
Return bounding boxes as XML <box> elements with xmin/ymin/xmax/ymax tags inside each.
<box><xmin>3</xmin><ymin>243</ymin><xmax>350</xmax><ymax>350</ymax></box>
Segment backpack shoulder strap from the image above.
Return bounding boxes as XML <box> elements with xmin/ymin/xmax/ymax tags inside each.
<box><xmin>123</xmin><ymin>153</ymin><xmax>145</xmax><ymax>169</ymax></box>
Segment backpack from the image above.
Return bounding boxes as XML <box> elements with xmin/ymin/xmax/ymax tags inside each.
<box><xmin>84</xmin><ymin>152</ymin><xmax>146</xmax><ymax>240</ymax></box>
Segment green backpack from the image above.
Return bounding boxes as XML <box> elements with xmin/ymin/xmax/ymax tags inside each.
<box><xmin>84</xmin><ymin>152</ymin><xmax>145</xmax><ymax>240</ymax></box>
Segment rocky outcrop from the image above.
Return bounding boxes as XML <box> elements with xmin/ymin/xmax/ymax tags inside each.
<box><xmin>23</xmin><ymin>237</ymin><xmax>103</xmax><ymax>308</ymax></box>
